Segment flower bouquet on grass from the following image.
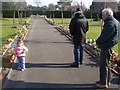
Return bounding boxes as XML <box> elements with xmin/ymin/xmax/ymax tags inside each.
<box><xmin>16</xmin><ymin>26</ymin><xmax>28</xmax><ymax>40</ymax></box>
<box><xmin>2</xmin><ymin>48</ymin><xmax>14</xmax><ymax>68</ymax></box>
<box><xmin>7</xmin><ymin>38</ymin><xmax>14</xmax><ymax>43</ymax></box>
<box><xmin>111</xmin><ymin>51</ymin><xmax>120</xmax><ymax>66</ymax></box>
<box><xmin>110</xmin><ymin>51</ymin><xmax>120</xmax><ymax>75</ymax></box>
<box><xmin>2</xmin><ymin>44</ymin><xmax>10</xmax><ymax>55</ymax></box>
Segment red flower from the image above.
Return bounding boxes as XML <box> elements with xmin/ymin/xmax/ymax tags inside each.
<box><xmin>112</xmin><ymin>52</ymin><xmax>116</xmax><ymax>57</ymax></box>
<box><xmin>117</xmin><ymin>58</ymin><xmax>120</xmax><ymax>63</ymax></box>
<box><xmin>115</xmin><ymin>57</ymin><xmax>119</xmax><ymax>61</ymax></box>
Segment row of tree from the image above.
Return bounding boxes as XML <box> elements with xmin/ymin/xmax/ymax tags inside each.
<box><xmin>2</xmin><ymin>0</ymin><xmax>27</xmax><ymax>10</ymax></box>
<box><xmin>2</xmin><ymin>0</ymin><xmax>27</xmax><ymax>27</ymax></box>
<box><xmin>3</xmin><ymin>0</ymin><xmax>120</xmax><ymax>20</ymax></box>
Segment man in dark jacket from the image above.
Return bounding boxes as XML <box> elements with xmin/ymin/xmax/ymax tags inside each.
<box><xmin>69</xmin><ymin>8</ymin><xmax>89</xmax><ymax>67</ymax></box>
<box><xmin>96</xmin><ymin>8</ymin><xmax>120</xmax><ymax>88</ymax></box>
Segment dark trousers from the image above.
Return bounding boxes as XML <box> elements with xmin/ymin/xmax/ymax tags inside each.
<box><xmin>74</xmin><ymin>45</ymin><xmax>84</xmax><ymax>65</ymax></box>
<box><xmin>99</xmin><ymin>48</ymin><xmax>112</xmax><ymax>85</ymax></box>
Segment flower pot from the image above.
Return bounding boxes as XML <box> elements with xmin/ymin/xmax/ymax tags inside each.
<box><xmin>3</xmin><ymin>62</ymin><xmax>12</xmax><ymax>68</ymax></box>
<box><xmin>7</xmin><ymin>55</ymin><xmax>13</xmax><ymax>60</ymax></box>
<box><xmin>111</xmin><ymin>64</ymin><xmax>120</xmax><ymax>74</ymax></box>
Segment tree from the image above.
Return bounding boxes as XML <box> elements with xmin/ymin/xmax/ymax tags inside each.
<box><xmin>118</xmin><ymin>1</ymin><xmax>120</xmax><ymax>12</ymax></box>
<box><xmin>57</xmin><ymin>0</ymin><xmax>73</xmax><ymax>25</ymax></box>
<box><xmin>48</xmin><ymin>3</ymin><xmax>55</xmax><ymax>11</ymax></box>
<box><xmin>2</xmin><ymin>0</ymin><xmax>14</xmax><ymax>10</ymax></box>
<box><xmin>2</xmin><ymin>0</ymin><xmax>16</xmax><ymax>27</ymax></box>
<box><xmin>0</xmin><ymin>1</ymin><xmax>2</xmax><ymax>18</ymax></box>
<box><xmin>57</xmin><ymin>0</ymin><xmax>73</xmax><ymax>10</ymax></box>
<box><xmin>48</xmin><ymin>3</ymin><xmax>55</xmax><ymax>21</ymax></box>
<box><xmin>15</xmin><ymin>1</ymin><xmax>27</xmax><ymax>26</ymax></box>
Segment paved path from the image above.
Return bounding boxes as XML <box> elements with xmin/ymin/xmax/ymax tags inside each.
<box><xmin>3</xmin><ymin>16</ymin><xmax>120</xmax><ymax>89</ymax></box>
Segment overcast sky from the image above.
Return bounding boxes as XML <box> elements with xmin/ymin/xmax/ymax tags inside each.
<box><xmin>26</xmin><ymin>0</ymin><xmax>93</xmax><ymax>8</ymax></box>
<box><xmin>2</xmin><ymin>0</ymin><xmax>119</xmax><ymax>9</ymax></box>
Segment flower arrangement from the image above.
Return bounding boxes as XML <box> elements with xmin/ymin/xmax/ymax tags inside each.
<box><xmin>16</xmin><ymin>26</ymin><xmax>28</xmax><ymax>40</ymax></box>
<box><xmin>111</xmin><ymin>51</ymin><xmax>120</xmax><ymax>67</ymax></box>
<box><xmin>2</xmin><ymin>44</ymin><xmax>10</xmax><ymax>55</ymax></box>
<box><xmin>7</xmin><ymin>48</ymin><xmax>14</xmax><ymax>62</ymax></box>
<box><xmin>25</xmin><ymin>18</ymin><xmax>31</xmax><ymax>27</ymax></box>
<box><xmin>7</xmin><ymin>38</ymin><xmax>14</xmax><ymax>43</ymax></box>
<box><xmin>2</xmin><ymin>48</ymin><xmax>14</xmax><ymax>68</ymax></box>
<box><xmin>86</xmin><ymin>39</ymin><xmax>97</xmax><ymax>49</ymax></box>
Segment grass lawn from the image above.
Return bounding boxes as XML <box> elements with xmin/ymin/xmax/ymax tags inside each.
<box><xmin>2</xmin><ymin>27</ymin><xmax>16</xmax><ymax>45</ymax></box>
<box><xmin>51</xmin><ymin>18</ymin><xmax>119</xmax><ymax>53</ymax></box>
<box><xmin>1</xmin><ymin>18</ymin><xmax>27</xmax><ymax>26</ymax></box>
<box><xmin>1</xmin><ymin>18</ymin><xmax>27</xmax><ymax>46</ymax></box>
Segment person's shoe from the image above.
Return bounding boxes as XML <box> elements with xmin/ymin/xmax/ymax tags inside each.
<box><xmin>20</xmin><ymin>69</ymin><xmax>25</xmax><ymax>71</ymax></box>
<box><xmin>80</xmin><ymin>62</ymin><xmax>83</xmax><ymax>65</ymax></box>
<box><xmin>80</xmin><ymin>61</ymin><xmax>84</xmax><ymax>65</ymax></box>
<box><xmin>96</xmin><ymin>84</ymin><xmax>108</xmax><ymax>88</ymax></box>
<box><xmin>96</xmin><ymin>81</ymin><xmax>108</xmax><ymax>88</ymax></box>
<box><xmin>77</xmin><ymin>64</ymin><xmax>80</xmax><ymax>68</ymax></box>
<box><xmin>107</xmin><ymin>82</ymin><xmax>110</xmax><ymax>86</ymax></box>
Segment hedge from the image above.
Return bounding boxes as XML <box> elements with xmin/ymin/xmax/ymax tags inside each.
<box><xmin>2</xmin><ymin>10</ymin><xmax>120</xmax><ymax>20</ymax></box>
<box><xmin>2</xmin><ymin>10</ymin><xmax>31</xmax><ymax>18</ymax></box>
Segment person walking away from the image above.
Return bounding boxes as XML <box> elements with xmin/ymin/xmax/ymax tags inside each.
<box><xmin>69</xmin><ymin>8</ymin><xmax>89</xmax><ymax>67</ymax></box>
<box><xmin>13</xmin><ymin>39</ymin><xmax>28</xmax><ymax>71</ymax></box>
<box><xmin>96</xmin><ymin>8</ymin><xmax>120</xmax><ymax>88</ymax></box>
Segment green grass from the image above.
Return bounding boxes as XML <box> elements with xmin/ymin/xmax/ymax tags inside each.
<box><xmin>2</xmin><ymin>27</ymin><xmax>16</xmax><ymax>45</ymax></box>
<box><xmin>51</xmin><ymin>18</ymin><xmax>119</xmax><ymax>53</ymax></box>
<box><xmin>1</xmin><ymin>18</ymin><xmax>27</xmax><ymax>26</ymax></box>
<box><xmin>1</xmin><ymin>18</ymin><xmax>27</xmax><ymax>46</ymax></box>
<box><xmin>52</xmin><ymin>18</ymin><xmax>71</xmax><ymax>29</ymax></box>
<box><xmin>51</xmin><ymin>18</ymin><xmax>102</xmax><ymax>39</ymax></box>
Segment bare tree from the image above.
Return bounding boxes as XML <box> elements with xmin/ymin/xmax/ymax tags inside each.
<box><xmin>57</xmin><ymin>0</ymin><xmax>73</xmax><ymax>25</ymax></box>
<box><xmin>118</xmin><ymin>1</ymin><xmax>120</xmax><ymax>12</ymax></box>
<box><xmin>48</xmin><ymin>3</ymin><xmax>55</xmax><ymax>21</ymax></box>
<box><xmin>58</xmin><ymin>0</ymin><xmax>73</xmax><ymax>10</ymax></box>
<box><xmin>15</xmin><ymin>0</ymin><xmax>27</xmax><ymax>26</ymax></box>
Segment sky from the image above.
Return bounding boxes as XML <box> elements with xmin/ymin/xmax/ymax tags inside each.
<box><xmin>26</xmin><ymin>0</ymin><xmax>93</xmax><ymax>8</ymax></box>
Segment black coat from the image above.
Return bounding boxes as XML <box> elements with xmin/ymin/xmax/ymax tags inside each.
<box><xmin>69</xmin><ymin>12</ymin><xmax>89</xmax><ymax>45</ymax></box>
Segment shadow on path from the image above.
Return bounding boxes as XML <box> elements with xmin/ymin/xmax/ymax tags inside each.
<box><xmin>3</xmin><ymin>78</ymin><xmax>98</xmax><ymax>89</ymax></box>
<box><xmin>85</xmin><ymin>56</ymin><xmax>99</xmax><ymax>68</ymax></box>
<box><xmin>12</xmin><ymin>63</ymin><xmax>73</xmax><ymax>69</ymax></box>
<box><xmin>24</xmin><ymin>40</ymin><xmax>72</xmax><ymax>45</ymax></box>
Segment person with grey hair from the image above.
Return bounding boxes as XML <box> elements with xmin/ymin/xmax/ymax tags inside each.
<box><xmin>96</xmin><ymin>8</ymin><xmax>120</xmax><ymax>88</ymax></box>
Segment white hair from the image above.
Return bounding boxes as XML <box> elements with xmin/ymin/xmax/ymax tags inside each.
<box><xmin>102</xmin><ymin>8</ymin><xmax>113</xmax><ymax>16</ymax></box>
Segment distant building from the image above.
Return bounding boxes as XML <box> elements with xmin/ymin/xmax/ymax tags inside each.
<box><xmin>90</xmin><ymin>0</ymin><xmax>119</xmax><ymax>12</ymax></box>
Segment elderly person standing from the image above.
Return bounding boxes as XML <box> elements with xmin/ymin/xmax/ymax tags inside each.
<box><xmin>96</xmin><ymin>8</ymin><xmax>120</xmax><ymax>88</ymax></box>
<box><xmin>69</xmin><ymin>8</ymin><xmax>89</xmax><ymax>67</ymax></box>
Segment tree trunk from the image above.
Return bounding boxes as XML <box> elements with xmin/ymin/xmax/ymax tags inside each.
<box><xmin>61</xmin><ymin>11</ymin><xmax>64</xmax><ymax>25</ymax></box>
<box><xmin>12</xmin><ymin>6</ymin><xmax>16</xmax><ymax>28</ymax></box>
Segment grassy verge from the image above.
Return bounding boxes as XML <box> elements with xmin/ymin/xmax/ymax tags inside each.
<box><xmin>1</xmin><ymin>18</ymin><xmax>27</xmax><ymax>46</ymax></box>
<box><xmin>2</xmin><ymin>27</ymin><xmax>16</xmax><ymax>45</ymax></box>
<box><xmin>51</xmin><ymin>18</ymin><xmax>119</xmax><ymax>53</ymax></box>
